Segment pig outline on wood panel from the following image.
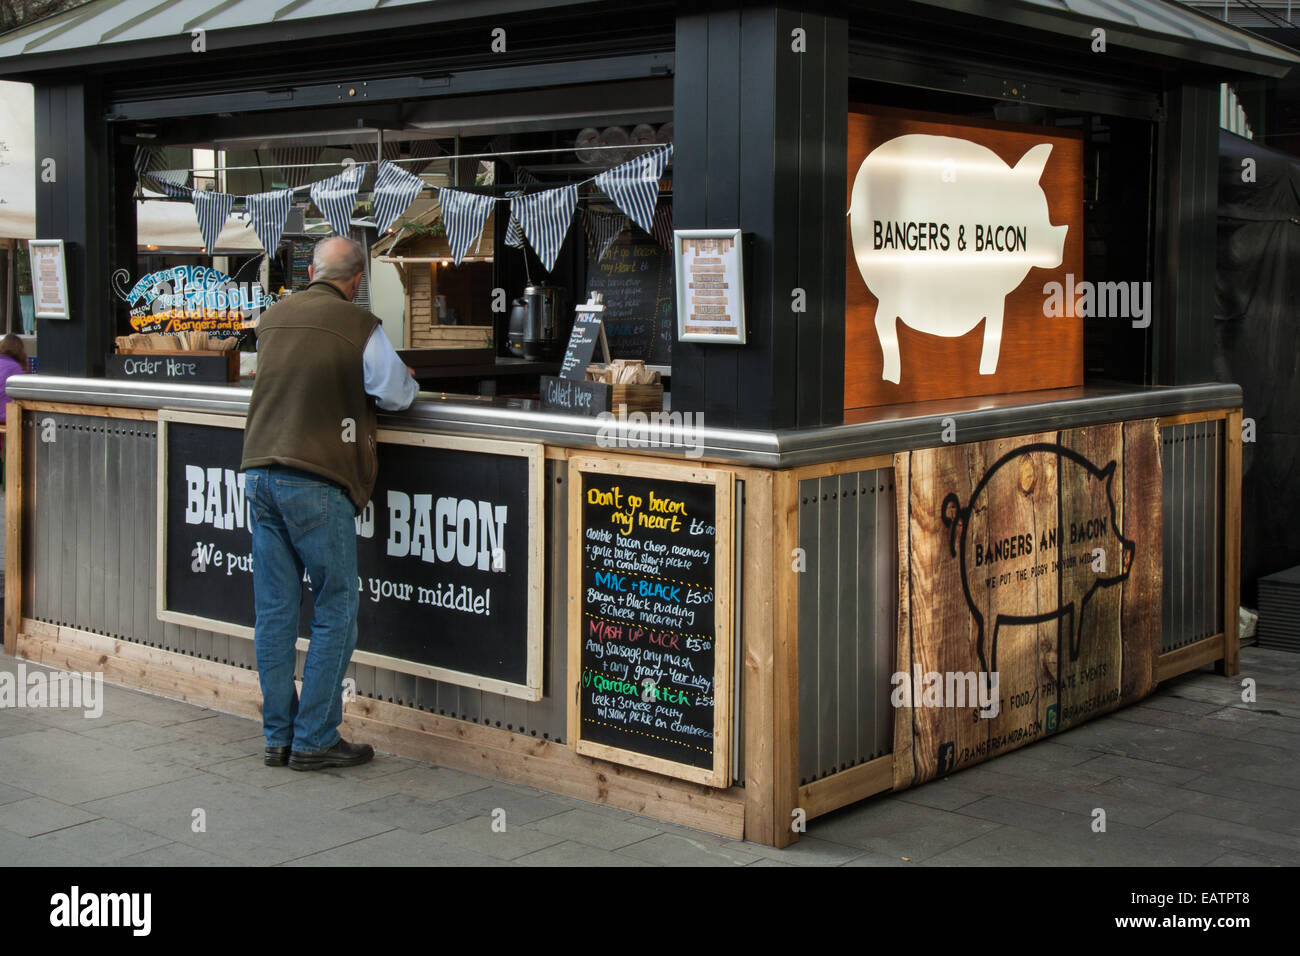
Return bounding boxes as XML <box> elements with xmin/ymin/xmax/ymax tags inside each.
<box><xmin>848</xmin><ymin>134</ymin><xmax>1069</xmax><ymax>383</ymax></box>
<box><xmin>938</xmin><ymin>442</ymin><xmax>1136</xmax><ymax>683</ymax></box>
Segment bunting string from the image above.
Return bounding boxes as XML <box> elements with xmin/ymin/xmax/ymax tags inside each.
<box><xmin>134</xmin><ymin>143</ymin><xmax>670</xmax><ymax>270</ymax></box>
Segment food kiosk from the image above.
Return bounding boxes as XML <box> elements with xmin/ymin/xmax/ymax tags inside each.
<box><xmin>1</xmin><ymin>0</ymin><xmax>1291</xmax><ymax>848</ymax></box>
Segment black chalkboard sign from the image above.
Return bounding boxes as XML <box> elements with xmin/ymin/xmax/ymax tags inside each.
<box><xmin>107</xmin><ymin>352</ymin><xmax>236</xmax><ymax>384</ymax></box>
<box><xmin>569</xmin><ymin>458</ymin><xmax>733</xmax><ymax>786</ymax></box>
<box><xmin>558</xmin><ymin>306</ymin><xmax>609</xmax><ymax>381</ymax></box>
<box><xmin>586</xmin><ymin>235</ymin><xmax>674</xmax><ymax>366</ymax></box>
<box><xmin>158</xmin><ymin>411</ymin><xmax>544</xmax><ymax>699</ymax></box>
<box><xmin>539</xmin><ymin>375</ymin><xmax>609</xmax><ymax>416</ymax></box>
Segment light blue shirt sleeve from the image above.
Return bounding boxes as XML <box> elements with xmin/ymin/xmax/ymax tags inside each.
<box><xmin>363</xmin><ymin>325</ymin><xmax>419</xmax><ymax>411</ymax></box>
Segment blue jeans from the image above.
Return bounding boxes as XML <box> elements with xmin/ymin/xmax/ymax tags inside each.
<box><xmin>244</xmin><ymin>466</ymin><xmax>359</xmax><ymax>754</ymax></box>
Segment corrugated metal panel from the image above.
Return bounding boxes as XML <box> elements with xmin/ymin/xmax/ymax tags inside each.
<box><xmin>21</xmin><ymin>411</ymin><xmax>572</xmax><ymax>742</ymax></box>
<box><xmin>1160</xmin><ymin>421</ymin><xmax>1224</xmax><ymax>652</ymax></box>
<box><xmin>797</xmin><ymin>468</ymin><xmax>897</xmax><ymax>785</ymax></box>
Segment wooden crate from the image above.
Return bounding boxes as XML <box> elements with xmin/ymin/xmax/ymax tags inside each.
<box><xmin>607</xmin><ymin>384</ymin><xmax>664</xmax><ymax>415</ymax></box>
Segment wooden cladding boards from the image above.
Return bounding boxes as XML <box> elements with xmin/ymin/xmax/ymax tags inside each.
<box><xmin>404</xmin><ymin>261</ymin><xmax>495</xmax><ymax>349</ymax></box>
<box><xmin>672</xmin><ymin>9</ymin><xmax>847</xmax><ymax>430</ymax></box>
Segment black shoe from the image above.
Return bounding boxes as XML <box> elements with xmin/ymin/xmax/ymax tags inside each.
<box><xmin>265</xmin><ymin>745</ymin><xmax>291</xmax><ymax>767</ymax></box>
<box><xmin>288</xmin><ymin>738</ymin><xmax>375</xmax><ymax>771</ymax></box>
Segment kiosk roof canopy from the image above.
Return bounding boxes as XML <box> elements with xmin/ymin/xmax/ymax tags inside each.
<box><xmin>908</xmin><ymin>0</ymin><xmax>1299</xmax><ymax>74</ymax></box>
<box><xmin>0</xmin><ymin>0</ymin><xmax>1294</xmax><ymax>76</ymax></box>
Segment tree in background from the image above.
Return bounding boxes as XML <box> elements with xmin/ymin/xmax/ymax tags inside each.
<box><xmin>1</xmin><ymin>0</ymin><xmax>86</xmax><ymax>34</ymax></box>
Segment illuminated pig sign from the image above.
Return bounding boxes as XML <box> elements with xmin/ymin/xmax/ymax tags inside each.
<box><xmin>848</xmin><ymin>134</ymin><xmax>1068</xmax><ymax>383</ymax></box>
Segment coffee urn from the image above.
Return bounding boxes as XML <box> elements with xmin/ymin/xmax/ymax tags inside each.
<box><xmin>522</xmin><ymin>283</ymin><xmax>562</xmax><ymax>360</ymax></box>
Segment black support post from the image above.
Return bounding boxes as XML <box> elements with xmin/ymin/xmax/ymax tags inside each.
<box><xmin>33</xmin><ymin>82</ymin><xmax>114</xmax><ymax>376</ymax></box>
<box><xmin>673</xmin><ymin>5</ymin><xmax>847</xmax><ymax>429</ymax></box>
<box><xmin>1155</xmin><ymin>81</ymin><xmax>1219</xmax><ymax>385</ymax></box>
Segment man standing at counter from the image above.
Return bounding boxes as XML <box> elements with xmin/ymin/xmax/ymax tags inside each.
<box><xmin>241</xmin><ymin>237</ymin><xmax>418</xmax><ymax>771</ymax></box>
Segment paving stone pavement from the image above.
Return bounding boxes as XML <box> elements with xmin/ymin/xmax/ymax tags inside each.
<box><xmin>0</xmin><ymin>646</ymin><xmax>1296</xmax><ymax>866</ymax></box>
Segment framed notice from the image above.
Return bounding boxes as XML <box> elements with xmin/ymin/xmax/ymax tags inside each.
<box><xmin>674</xmin><ymin>228</ymin><xmax>746</xmax><ymax>344</ymax></box>
<box><xmin>156</xmin><ymin>410</ymin><xmax>545</xmax><ymax>700</ymax></box>
<box><xmin>27</xmin><ymin>239</ymin><xmax>70</xmax><ymax>320</ymax></box>
<box><xmin>567</xmin><ymin>456</ymin><xmax>734</xmax><ymax>787</ymax></box>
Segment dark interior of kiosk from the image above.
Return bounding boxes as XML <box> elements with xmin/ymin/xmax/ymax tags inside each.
<box><xmin>126</xmin><ymin>46</ymin><xmax>1162</xmax><ymax>403</ymax></box>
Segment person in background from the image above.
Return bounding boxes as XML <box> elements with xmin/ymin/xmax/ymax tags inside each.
<box><xmin>0</xmin><ymin>333</ymin><xmax>27</xmax><ymax>425</ymax></box>
<box><xmin>241</xmin><ymin>238</ymin><xmax>417</xmax><ymax>771</ymax></box>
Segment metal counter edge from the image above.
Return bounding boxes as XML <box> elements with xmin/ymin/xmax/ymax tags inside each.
<box><xmin>4</xmin><ymin>375</ymin><xmax>1243</xmax><ymax>469</ymax></box>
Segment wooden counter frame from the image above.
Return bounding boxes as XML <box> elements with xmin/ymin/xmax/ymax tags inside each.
<box><xmin>2</xmin><ymin>399</ymin><xmax>1245</xmax><ymax>847</ymax></box>
<box><xmin>153</xmin><ymin>408</ymin><xmax>546</xmax><ymax>701</ymax></box>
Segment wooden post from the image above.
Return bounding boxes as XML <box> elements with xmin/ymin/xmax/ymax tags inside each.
<box><xmin>769</xmin><ymin>469</ymin><xmax>802</xmax><ymax>846</ymax></box>
<box><xmin>1218</xmin><ymin>408</ymin><xmax>1242</xmax><ymax>676</ymax></box>
<box><xmin>4</xmin><ymin>402</ymin><xmax>21</xmax><ymax>655</ymax></box>
<box><xmin>741</xmin><ymin>470</ymin><xmax>777</xmax><ymax>843</ymax></box>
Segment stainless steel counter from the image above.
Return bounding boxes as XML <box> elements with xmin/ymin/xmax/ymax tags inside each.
<box><xmin>6</xmin><ymin>375</ymin><xmax>1241</xmax><ymax>468</ymax></box>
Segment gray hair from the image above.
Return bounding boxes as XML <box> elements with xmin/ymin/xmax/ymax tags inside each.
<box><xmin>311</xmin><ymin>237</ymin><xmax>366</xmax><ymax>282</ymax></box>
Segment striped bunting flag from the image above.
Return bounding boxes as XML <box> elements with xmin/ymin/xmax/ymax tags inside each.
<box><xmin>584</xmin><ymin>208</ymin><xmax>627</xmax><ymax>263</ymax></box>
<box><xmin>193</xmin><ymin>189</ymin><xmax>234</xmax><ymax>255</ymax></box>
<box><xmin>504</xmin><ymin>189</ymin><xmax>525</xmax><ymax>248</ymax></box>
<box><xmin>510</xmin><ymin>184</ymin><xmax>579</xmax><ymax>272</ymax></box>
<box><xmin>651</xmin><ymin>199</ymin><xmax>673</xmax><ymax>250</ymax></box>
<box><xmin>436</xmin><ymin>188</ymin><xmax>496</xmax><ymax>265</ymax></box>
<box><xmin>373</xmin><ymin>161</ymin><xmax>426</xmax><ymax>234</ymax></box>
<box><xmin>310</xmin><ymin>163</ymin><xmax>366</xmax><ymax>236</ymax></box>
<box><xmin>144</xmin><ymin>169</ymin><xmax>193</xmax><ymax>200</ymax></box>
<box><xmin>594</xmin><ymin>144</ymin><xmax>672</xmax><ymax>234</ymax></box>
<box><xmin>246</xmin><ymin>189</ymin><xmax>294</xmax><ymax>254</ymax></box>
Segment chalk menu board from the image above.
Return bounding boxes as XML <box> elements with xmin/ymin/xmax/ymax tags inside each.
<box><xmin>586</xmin><ymin>234</ymin><xmax>674</xmax><ymax>366</ymax></box>
<box><xmin>568</xmin><ymin>456</ymin><xmax>733</xmax><ymax>787</ymax></box>
<box><xmin>558</xmin><ymin>306</ymin><xmax>608</xmax><ymax>381</ymax></box>
<box><xmin>289</xmin><ymin>238</ymin><xmax>314</xmax><ymax>290</ymax></box>
<box><xmin>157</xmin><ymin>411</ymin><xmax>544</xmax><ymax>699</ymax></box>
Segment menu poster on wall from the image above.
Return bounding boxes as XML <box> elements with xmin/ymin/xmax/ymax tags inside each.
<box><xmin>157</xmin><ymin>410</ymin><xmax>545</xmax><ymax>700</ymax></box>
<box><xmin>28</xmin><ymin>238</ymin><xmax>70</xmax><ymax>320</ymax></box>
<box><xmin>568</xmin><ymin>456</ymin><xmax>734</xmax><ymax>787</ymax></box>
<box><xmin>674</xmin><ymin>228</ymin><xmax>746</xmax><ymax>344</ymax></box>
<box><xmin>892</xmin><ymin>420</ymin><xmax>1161</xmax><ymax>789</ymax></box>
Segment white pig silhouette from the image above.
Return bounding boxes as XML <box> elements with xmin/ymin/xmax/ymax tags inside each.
<box><xmin>848</xmin><ymin>134</ymin><xmax>1068</xmax><ymax>383</ymax></box>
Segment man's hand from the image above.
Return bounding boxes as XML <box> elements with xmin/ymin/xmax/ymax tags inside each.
<box><xmin>406</xmin><ymin>366</ymin><xmax>416</xmax><ymax>378</ymax></box>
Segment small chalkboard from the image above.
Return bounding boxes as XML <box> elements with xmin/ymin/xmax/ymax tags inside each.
<box><xmin>106</xmin><ymin>352</ymin><xmax>237</xmax><ymax>384</ymax></box>
<box><xmin>567</xmin><ymin>456</ymin><xmax>734</xmax><ymax>787</ymax></box>
<box><xmin>558</xmin><ymin>304</ymin><xmax>609</xmax><ymax>382</ymax></box>
<box><xmin>157</xmin><ymin>411</ymin><xmax>545</xmax><ymax>699</ymax></box>
<box><xmin>587</xmin><ymin>234</ymin><xmax>674</xmax><ymax>366</ymax></box>
<box><xmin>539</xmin><ymin>375</ymin><xmax>609</xmax><ymax>416</ymax></box>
